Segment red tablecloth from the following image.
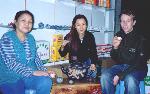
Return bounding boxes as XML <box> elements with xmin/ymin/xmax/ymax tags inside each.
<box><xmin>51</xmin><ymin>82</ymin><xmax>102</xmax><ymax>94</ymax></box>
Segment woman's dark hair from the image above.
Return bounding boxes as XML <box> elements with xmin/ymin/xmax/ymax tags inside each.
<box><xmin>72</xmin><ymin>14</ymin><xmax>88</xmax><ymax>28</ymax></box>
<box><xmin>13</xmin><ymin>10</ymin><xmax>34</xmax><ymax>30</ymax></box>
<box><xmin>66</xmin><ymin>14</ymin><xmax>88</xmax><ymax>51</ymax></box>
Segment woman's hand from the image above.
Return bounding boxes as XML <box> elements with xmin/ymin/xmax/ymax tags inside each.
<box><xmin>61</xmin><ymin>40</ymin><xmax>70</xmax><ymax>51</ymax></box>
<box><xmin>62</xmin><ymin>40</ymin><xmax>70</xmax><ymax>47</ymax></box>
<box><xmin>90</xmin><ymin>64</ymin><xmax>96</xmax><ymax>71</ymax></box>
<box><xmin>112</xmin><ymin>36</ymin><xmax>122</xmax><ymax>49</ymax></box>
<box><xmin>113</xmin><ymin>75</ymin><xmax>119</xmax><ymax>86</ymax></box>
<box><xmin>48</xmin><ymin>70</ymin><xmax>56</xmax><ymax>78</ymax></box>
<box><xmin>33</xmin><ymin>71</ymin><xmax>49</xmax><ymax>76</ymax></box>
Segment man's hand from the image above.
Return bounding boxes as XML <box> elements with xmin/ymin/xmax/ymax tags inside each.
<box><xmin>112</xmin><ymin>36</ymin><xmax>122</xmax><ymax>49</ymax></box>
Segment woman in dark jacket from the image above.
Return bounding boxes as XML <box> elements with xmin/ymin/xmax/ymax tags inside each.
<box><xmin>59</xmin><ymin>14</ymin><xmax>98</xmax><ymax>80</ymax></box>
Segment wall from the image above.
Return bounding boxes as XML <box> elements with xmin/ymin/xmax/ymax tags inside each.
<box><xmin>0</xmin><ymin>0</ymin><xmax>116</xmax><ymax>60</ymax></box>
<box><xmin>0</xmin><ymin>0</ymin><xmax>25</xmax><ymax>37</ymax></box>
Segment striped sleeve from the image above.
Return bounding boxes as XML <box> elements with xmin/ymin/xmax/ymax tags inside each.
<box><xmin>35</xmin><ymin>54</ymin><xmax>47</xmax><ymax>71</ymax></box>
<box><xmin>0</xmin><ymin>35</ymin><xmax>34</xmax><ymax>77</ymax></box>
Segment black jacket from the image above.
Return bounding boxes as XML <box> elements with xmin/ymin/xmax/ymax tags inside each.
<box><xmin>59</xmin><ymin>31</ymin><xmax>98</xmax><ymax>64</ymax></box>
<box><xmin>110</xmin><ymin>30</ymin><xmax>148</xmax><ymax>78</ymax></box>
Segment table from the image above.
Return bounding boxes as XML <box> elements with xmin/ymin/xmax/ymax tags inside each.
<box><xmin>51</xmin><ymin>79</ymin><xmax>102</xmax><ymax>94</ymax></box>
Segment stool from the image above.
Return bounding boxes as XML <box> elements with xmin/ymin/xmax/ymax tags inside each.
<box><xmin>115</xmin><ymin>80</ymin><xmax>145</xmax><ymax>94</ymax></box>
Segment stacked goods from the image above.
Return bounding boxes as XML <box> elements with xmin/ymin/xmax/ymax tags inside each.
<box><xmin>96</xmin><ymin>44</ymin><xmax>112</xmax><ymax>57</ymax></box>
<box><xmin>36</xmin><ymin>40</ymin><xmax>50</xmax><ymax>64</ymax></box>
<box><xmin>51</xmin><ymin>34</ymin><xmax>63</xmax><ymax>62</ymax></box>
<box><xmin>99</xmin><ymin>0</ymin><xmax>104</xmax><ymax>7</ymax></box>
<box><xmin>73</xmin><ymin>0</ymin><xmax>84</xmax><ymax>2</ymax></box>
<box><xmin>82</xmin><ymin>0</ymin><xmax>98</xmax><ymax>6</ymax></box>
<box><xmin>75</xmin><ymin>0</ymin><xmax>112</xmax><ymax>7</ymax></box>
<box><xmin>106</xmin><ymin>0</ymin><xmax>110</xmax><ymax>8</ymax></box>
<box><xmin>98</xmin><ymin>0</ymin><xmax>111</xmax><ymax>8</ymax></box>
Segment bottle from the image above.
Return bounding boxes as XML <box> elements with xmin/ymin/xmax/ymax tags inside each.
<box><xmin>99</xmin><ymin>0</ymin><xmax>103</xmax><ymax>7</ymax></box>
<box><xmin>81</xmin><ymin>0</ymin><xmax>85</xmax><ymax>3</ymax></box>
<box><xmin>93</xmin><ymin>0</ymin><xmax>97</xmax><ymax>6</ymax></box>
<box><xmin>106</xmin><ymin>0</ymin><xmax>110</xmax><ymax>8</ymax></box>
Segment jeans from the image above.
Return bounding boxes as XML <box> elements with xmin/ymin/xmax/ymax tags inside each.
<box><xmin>83</xmin><ymin>58</ymin><xmax>97</xmax><ymax>78</ymax></box>
<box><xmin>0</xmin><ymin>79</ymin><xmax>24</xmax><ymax>94</ymax></box>
<box><xmin>24</xmin><ymin>76</ymin><xmax>52</xmax><ymax>94</ymax></box>
<box><xmin>100</xmin><ymin>64</ymin><xmax>147</xmax><ymax>94</ymax></box>
<box><xmin>0</xmin><ymin>76</ymin><xmax>52</xmax><ymax>94</ymax></box>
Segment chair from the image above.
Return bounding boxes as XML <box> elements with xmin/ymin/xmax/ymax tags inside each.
<box><xmin>115</xmin><ymin>80</ymin><xmax>145</xmax><ymax>94</ymax></box>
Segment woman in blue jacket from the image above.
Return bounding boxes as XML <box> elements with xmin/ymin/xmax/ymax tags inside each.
<box><xmin>0</xmin><ymin>10</ymin><xmax>53</xmax><ymax>94</ymax></box>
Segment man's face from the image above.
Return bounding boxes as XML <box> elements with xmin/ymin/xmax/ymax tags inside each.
<box><xmin>120</xmin><ymin>14</ymin><xmax>136</xmax><ymax>34</ymax></box>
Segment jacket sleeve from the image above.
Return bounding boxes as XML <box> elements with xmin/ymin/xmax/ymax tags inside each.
<box><xmin>34</xmin><ymin>54</ymin><xmax>47</xmax><ymax>71</ymax></box>
<box><xmin>89</xmin><ymin>34</ymin><xmax>99</xmax><ymax>65</ymax></box>
<box><xmin>110</xmin><ymin>32</ymin><xmax>122</xmax><ymax>64</ymax></box>
<box><xmin>58</xmin><ymin>35</ymin><xmax>70</xmax><ymax>57</ymax></box>
<box><xmin>110</xmin><ymin>48</ymin><xmax>120</xmax><ymax>63</ymax></box>
<box><xmin>0</xmin><ymin>35</ymin><xmax>34</xmax><ymax>77</ymax></box>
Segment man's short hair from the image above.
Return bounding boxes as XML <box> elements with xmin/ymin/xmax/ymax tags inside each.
<box><xmin>120</xmin><ymin>9</ymin><xmax>136</xmax><ymax>21</ymax></box>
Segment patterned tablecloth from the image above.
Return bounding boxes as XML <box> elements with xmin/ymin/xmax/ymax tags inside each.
<box><xmin>51</xmin><ymin>81</ymin><xmax>102</xmax><ymax>94</ymax></box>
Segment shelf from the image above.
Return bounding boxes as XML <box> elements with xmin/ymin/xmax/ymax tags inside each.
<box><xmin>59</xmin><ymin>0</ymin><xmax>115</xmax><ymax>11</ymax></box>
<box><xmin>44</xmin><ymin>60</ymin><xmax>69</xmax><ymax>66</ymax></box>
<box><xmin>0</xmin><ymin>24</ymin><xmax>71</xmax><ymax>30</ymax></box>
<box><xmin>74</xmin><ymin>0</ymin><xmax>115</xmax><ymax>11</ymax></box>
<box><xmin>0</xmin><ymin>24</ymin><xmax>102</xmax><ymax>33</ymax></box>
<box><xmin>104</xmin><ymin>30</ymin><xmax>114</xmax><ymax>33</ymax></box>
<box><xmin>0</xmin><ymin>25</ymin><xmax>13</xmax><ymax>28</ymax></box>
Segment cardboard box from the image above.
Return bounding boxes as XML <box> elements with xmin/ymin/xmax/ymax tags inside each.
<box><xmin>51</xmin><ymin>46</ymin><xmax>61</xmax><ymax>62</ymax></box>
<box><xmin>145</xmin><ymin>64</ymin><xmax>150</xmax><ymax>94</ymax></box>
<box><xmin>145</xmin><ymin>76</ymin><xmax>150</xmax><ymax>94</ymax></box>
<box><xmin>36</xmin><ymin>40</ymin><xmax>50</xmax><ymax>60</ymax></box>
<box><xmin>52</xmin><ymin>34</ymin><xmax>63</xmax><ymax>47</ymax></box>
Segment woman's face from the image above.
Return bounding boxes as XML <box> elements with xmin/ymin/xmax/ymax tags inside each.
<box><xmin>15</xmin><ymin>13</ymin><xmax>33</xmax><ymax>34</ymax></box>
<box><xmin>75</xmin><ymin>18</ymin><xmax>87</xmax><ymax>35</ymax></box>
